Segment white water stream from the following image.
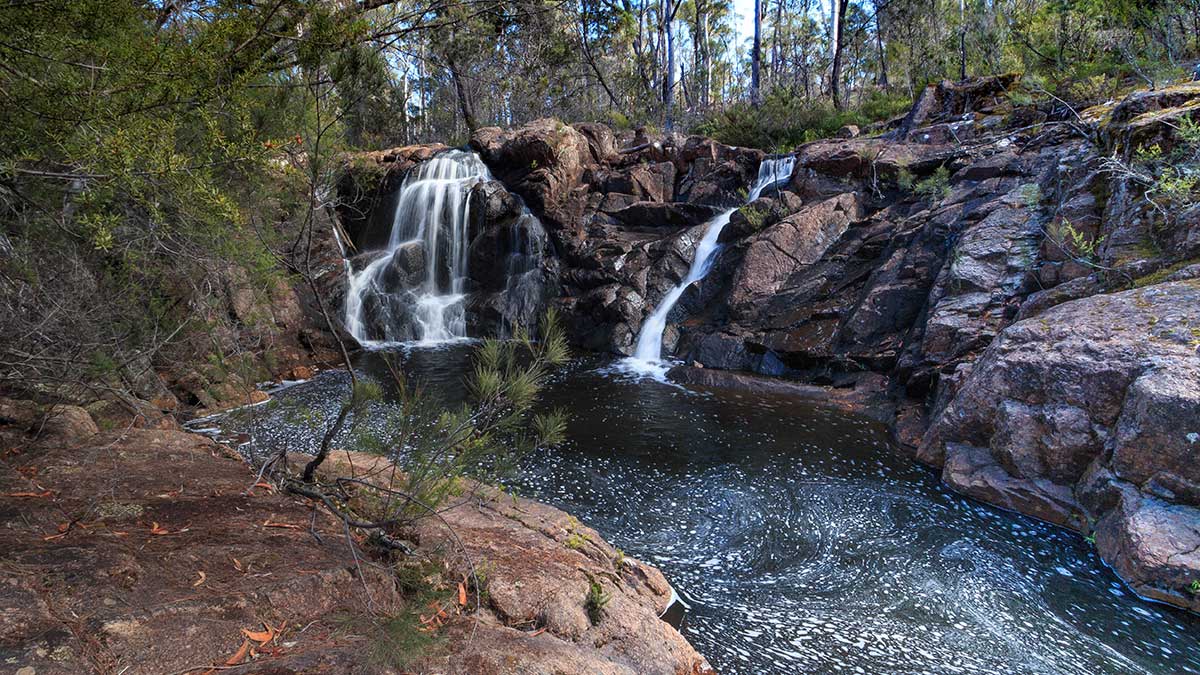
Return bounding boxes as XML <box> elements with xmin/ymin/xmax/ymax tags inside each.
<box><xmin>627</xmin><ymin>156</ymin><xmax>797</xmax><ymax>374</ymax></box>
<box><xmin>342</xmin><ymin>150</ymin><xmax>491</xmax><ymax>346</ymax></box>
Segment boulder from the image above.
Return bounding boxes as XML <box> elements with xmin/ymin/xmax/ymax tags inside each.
<box><xmin>469</xmin><ymin>179</ymin><xmax>522</xmax><ymax>228</ymax></box>
<box><xmin>676</xmin><ymin>139</ymin><xmax>764</xmax><ymax>207</ymax></box>
<box><xmin>920</xmin><ymin>280</ymin><xmax>1200</xmax><ymax>606</ymax></box>
<box><xmin>794</xmin><ymin>138</ymin><xmax>962</xmax><ymax>181</ymax></box>
<box><xmin>1094</xmin><ymin>494</ymin><xmax>1200</xmax><ymax>613</ymax></box>
<box><xmin>0</xmin><ymin>398</ymin><xmax>98</xmax><ymax>445</ymax></box>
<box><xmin>896</xmin><ymin>73</ymin><xmax>1021</xmax><ymax>137</ymax></box>
<box><xmin>573</xmin><ymin>122</ymin><xmax>617</xmax><ymax>163</ymax></box>
<box><xmin>471</xmin><ymin>118</ymin><xmax>593</xmax><ymax>215</ymax></box>
<box><xmin>379</xmin><ymin>240</ymin><xmax>427</xmax><ymax>290</ymax></box>
<box><xmin>718</xmin><ymin>192</ymin><xmax>803</xmax><ymax>243</ymax></box>
<box><xmin>727</xmin><ymin>193</ymin><xmax>864</xmax><ymax>318</ymax></box>
<box><xmin>609</xmin><ymin>201</ymin><xmax>722</xmax><ymax>229</ymax></box>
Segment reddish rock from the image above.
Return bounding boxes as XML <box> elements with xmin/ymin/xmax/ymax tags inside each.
<box><xmin>471</xmin><ymin>118</ymin><xmax>593</xmax><ymax>214</ymax></box>
<box><xmin>285</xmin><ymin>365</ymin><xmax>315</xmax><ymax>380</ymax></box>
<box><xmin>727</xmin><ymin>193</ymin><xmax>864</xmax><ymax>318</ymax></box>
<box><xmin>921</xmin><ymin>281</ymin><xmax>1200</xmax><ymax>606</ymax></box>
<box><xmin>1</xmin><ymin>428</ymin><xmax>712</xmax><ymax>675</ymax></box>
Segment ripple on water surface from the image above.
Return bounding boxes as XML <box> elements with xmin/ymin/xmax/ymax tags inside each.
<box><xmin>202</xmin><ymin>348</ymin><xmax>1200</xmax><ymax>675</ymax></box>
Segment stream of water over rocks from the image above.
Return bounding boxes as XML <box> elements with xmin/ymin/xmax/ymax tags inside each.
<box><xmin>201</xmin><ymin>346</ymin><xmax>1200</xmax><ymax>675</ymax></box>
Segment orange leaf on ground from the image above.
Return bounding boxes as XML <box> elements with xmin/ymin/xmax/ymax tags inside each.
<box><xmin>262</xmin><ymin>516</ymin><xmax>301</xmax><ymax>529</ymax></box>
<box><xmin>241</xmin><ymin>623</ymin><xmax>275</xmax><ymax>645</ymax></box>
<box><xmin>5</xmin><ymin>490</ymin><xmax>53</xmax><ymax>498</ymax></box>
<box><xmin>225</xmin><ymin>639</ymin><xmax>252</xmax><ymax>666</ymax></box>
<box><xmin>149</xmin><ymin>522</ymin><xmax>169</xmax><ymax>535</ymax></box>
<box><xmin>528</xmin><ymin>627</ymin><xmax>548</xmax><ymax>637</ymax></box>
<box><xmin>193</xmin><ymin>571</ymin><xmax>207</xmax><ymax>587</ymax></box>
<box><xmin>43</xmin><ymin>522</ymin><xmax>71</xmax><ymax>540</ymax></box>
<box><xmin>458</xmin><ymin>582</ymin><xmax>467</xmax><ymax>606</ymax></box>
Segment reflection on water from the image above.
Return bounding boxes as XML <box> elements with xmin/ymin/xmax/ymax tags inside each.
<box><xmin>200</xmin><ymin>345</ymin><xmax>1200</xmax><ymax>675</ymax></box>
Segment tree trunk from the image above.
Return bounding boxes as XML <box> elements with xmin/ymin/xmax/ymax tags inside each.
<box><xmin>959</xmin><ymin>0</ymin><xmax>967</xmax><ymax>80</ymax></box>
<box><xmin>751</xmin><ymin>0</ymin><xmax>762</xmax><ymax>106</ymax></box>
<box><xmin>830</xmin><ymin>0</ymin><xmax>847</xmax><ymax>109</ymax></box>
<box><xmin>664</xmin><ymin>0</ymin><xmax>676</xmax><ymax>128</ymax></box>
<box><xmin>446</xmin><ymin>53</ymin><xmax>478</xmax><ymax>133</ymax></box>
<box><xmin>876</xmin><ymin>3</ymin><xmax>889</xmax><ymax>89</ymax></box>
<box><xmin>580</xmin><ymin>0</ymin><xmax>622</xmax><ymax>109</ymax></box>
<box><xmin>700</xmin><ymin>5</ymin><xmax>711</xmax><ymax>109</ymax></box>
<box><xmin>771</xmin><ymin>0</ymin><xmax>782</xmax><ymax>86</ymax></box>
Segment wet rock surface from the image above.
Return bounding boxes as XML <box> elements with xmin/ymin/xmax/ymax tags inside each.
<box><xmin>466</xmin><ymin>121</ymin><xmax>764</xmax><ymax>354</ymax></box>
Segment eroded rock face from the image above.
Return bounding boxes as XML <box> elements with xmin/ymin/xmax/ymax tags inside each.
<box><xmin>920</xmin><ymin>281</ymin><xmax>1200</xmax><ymax>608</ymax></box>
<box><xmin>463</xmin><ymin>119</ymin><xmax>766</xmax><ymax>353</ymax></box>
<box><xmin>637</xmin><ymin>79</ymin><xmax>1200</xmax><ymax>613</ymax></box>
<box><xmin>471</xmin><ymin>118</ymin><xmax>593</xmax><ymax>217</ymax></box>
<box><xmin>725</xmin><ymin>193</ymin><xmax>863</xmax><ymax>318</ymax></box>
<box><xmin>337</xmin><ymin>144</ymin><xmax>449</xmax><ymax>251</ymax></box>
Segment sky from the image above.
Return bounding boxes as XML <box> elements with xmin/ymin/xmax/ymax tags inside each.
<box><xmin>731</xmin><ymin>0</ymin><xmax>830</xmax><ymax>48</ymax></box>
<box><xmin>732</xmin><ymin>0</ymin><xmax>755</xmax><ymax>45</ymax></box>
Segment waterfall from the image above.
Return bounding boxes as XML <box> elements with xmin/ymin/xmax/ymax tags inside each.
<box><xmin>496</xmin><ymin>211</ymin><xmax>549</xmax><ymax>337</ymax></box>
<box><xmin>342</xmin><ymin>150</ymin><xmax>485</xmax><ymax>346</ymax></box>
<box><xmin>343</xmin><ymin>149</ymin><xmax>548</xmax><ymax>347</ymax></box>
<box><xmin>629</xmin><ymin>156</ymin><xmax>797</xmax><ymax>370</ymax></box>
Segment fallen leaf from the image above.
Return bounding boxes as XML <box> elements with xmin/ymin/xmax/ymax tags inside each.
<box><xmin>5</xmin><ymin>490</ymin><xmax>53</xmax><ymax>498</ymax></box>
<box><xmin>241</xmin><ymin>622</ymin><xmax>275</xmax><ymax>645</ymax></box>
<box><xmin>262</xmin><ymin>516</ymin><xmax>300</xmax><ymax>529</ymax></box>
<box><xmin>528</xmin><ymin>627</ymin><xmax>548</xmax><ymax>637</ymax></box>
<box><xmin>43</xmin><ymin>522</ymin><xmax>70</xmax><ymax>541</ymax></box>
<box><xmin>149</xmin><ymin>522</ymin><xmax>169</xmax><ymax>535</ymax></box>
<box><xmin>193</xmin><ymin>571</ymin><xmax>207</xmax><ymax>587</ymax></box>
<box><xmin>252</xmin><ymin>481</ymin><xmax>274</xmax><ymax>493</ymax></box>
<box><xmin>458</xmin><ymin>582</ymin><xmax>467</xmax><ymax>606</ymax></box>
<box><xmin>225</xmin><ymin>639</ymin><xmax>251</xmax><ymax>666</ymax></box>
<box><xmin>232</xmin><ymin>557</ymin><xmax>244</xmax><ymax>572</ymax></box>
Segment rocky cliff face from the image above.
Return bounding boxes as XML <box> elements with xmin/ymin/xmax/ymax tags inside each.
<box><xmin>469</xmin><ymin>119</ymin><xmax>765</xmax><ymax>353</ymax></box>
<box><xmin>334</xmin><ymin>77</ymin><xmax>1200</xmax><ymax>613</ymax></box>
<box><xmin>337</xmin><ymin>121</ymin><xmax>765</xmax><ymax>352</ymax></box>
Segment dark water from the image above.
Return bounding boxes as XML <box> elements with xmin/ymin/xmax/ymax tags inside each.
<box><xmin>197</xmin><ymin>346</ymin><xmax>1200</xmax><ymax>675</ymax></box>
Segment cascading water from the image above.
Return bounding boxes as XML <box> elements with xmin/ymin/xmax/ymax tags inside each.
<box><xmin>343</xmin><ymin>149</ymin><xmax>543</xmax><ymax>346</ymax></box>
<box><xmin>495</xmin><ymin>211</ymin><xmax>549</xmax><ymax>337</ymax></box>
<box><xmin>628</xmin><ymin>156</ymin><xmax>797</xmax><ymax>372</ymax></box>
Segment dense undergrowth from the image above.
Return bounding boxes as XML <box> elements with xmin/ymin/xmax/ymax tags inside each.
<box><xmin>694</xmin><ymin>90</ymin><xmax>914</xmax><ymax>151</ymax></box>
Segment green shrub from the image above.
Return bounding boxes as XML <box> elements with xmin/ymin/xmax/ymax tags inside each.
<box><xmin>1048</xmin><ymin>218</ymin><xmax>1105</xmax><ymax>261</ymax></box>
<box><xmin>693</xmin><ymin>89</ymin><xmax>911</xmax><ymax>151</ymax></box>
<box><xmin>584</xmin><ymin>573</ymin><xmax>611</xmax><ymax>624</ymax></box>
<box><xmin>907</xmin><ymin>165</ymin><xmax>955</xmax><ymax>201</ymax></box>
